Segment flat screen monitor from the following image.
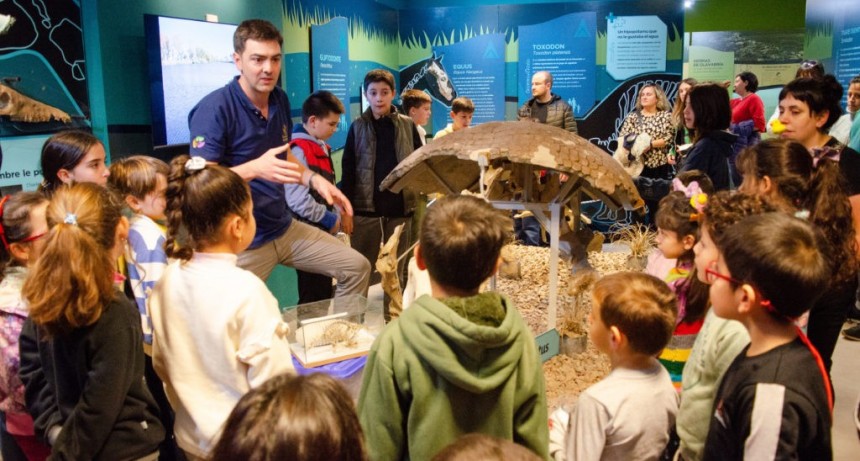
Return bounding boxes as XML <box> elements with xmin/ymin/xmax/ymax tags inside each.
<box><xmin>144</xmin><ymin>15</ymin><xmax>237</xmax><ymax>146</ymax></box>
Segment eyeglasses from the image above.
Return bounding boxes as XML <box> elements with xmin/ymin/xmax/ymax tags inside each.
<box><xmin>800</xmin><ymin>60</ymin><xmax>820</xmax><ymax>70</ymax></box>
<box><xmin>704</xmin><ymin>267</ymin><xmax>742</xmax><ymax>285</ymax></box>
<box><xmin>16</xmin><ymin>231</ymin><xmax>48</xmax><ymax>244</ymax></box>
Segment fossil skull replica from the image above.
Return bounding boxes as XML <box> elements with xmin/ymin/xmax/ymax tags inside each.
<box><xmin>0</xmin><ymin>84</ymin><xmax>71</xmax><ymax>123</ymax></box>
<box><xmin>380</xmin><ymin>121</ymin><xmax>644</xmax><ymax>273</ymax></box>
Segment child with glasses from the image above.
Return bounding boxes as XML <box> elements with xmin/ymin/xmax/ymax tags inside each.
<box><xmin>702</xmin><ymin>212</ymin><xmax>832</xmax><ymax>461</ymax></box>
<box><xmin>676</xmin><ymin>191</ymin><xmax>772</xmax><ymax>461</ymax></box>
<box><xmin>0</xmin><ymin>192</ymin><xmax>51</xmax><ymax>460</ymax></box>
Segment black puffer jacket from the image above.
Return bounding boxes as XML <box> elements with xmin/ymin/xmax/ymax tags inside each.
<box><xmin>517</xmin><ymin>93</ymin><xmax>578</xmax><ymax>134</ymax></box>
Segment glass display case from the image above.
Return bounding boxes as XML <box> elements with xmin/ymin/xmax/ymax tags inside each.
<box><xmin>283</xmin><ymin>294</ymin><xmax>384</xmax><ymax>367</ymax></box>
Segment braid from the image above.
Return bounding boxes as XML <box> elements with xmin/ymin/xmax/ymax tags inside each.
<box><xmin>165</xmin><ymin>155</ymin><xmax>194</xmax><ymax>260</ymax></box>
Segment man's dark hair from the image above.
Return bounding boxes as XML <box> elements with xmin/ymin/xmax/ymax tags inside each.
<box><xmin>234</xmin><ymin>19</ymin><xmax>283</xmax><ymax>54</ymax></box>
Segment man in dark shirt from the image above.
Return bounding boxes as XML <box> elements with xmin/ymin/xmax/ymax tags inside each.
<box><xmin>188</xmin><ymin>19</ymin><xmax>369</xmax><ymax>297</ymax></box>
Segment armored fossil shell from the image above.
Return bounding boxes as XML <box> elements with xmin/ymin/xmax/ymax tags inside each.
<box><xmin>380</xmin><ymin>121</ymin><xmax>644</xmax><ymax>211</ymax></box>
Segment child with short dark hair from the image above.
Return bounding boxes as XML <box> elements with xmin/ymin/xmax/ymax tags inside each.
<box><xmin>358</xmin><ymin>195</ymin><xmax>548</xmax><ymax>460</ymax></box>
<box><xmin>565</xmin><ymin>272</ymin><xmax>678</xmax><ymax>461</ymax></box>
<box><xmin>209</xmin><ymin>373</ymin><xmax>367</xmax><ymax>461</ymax></box>
<box><xmin>342</xmin><ymin>69</ymin><xmax>423</xmax><ymax>318</ymax></box>
<box><xmin>401</xmin><ymin>89</ymin><xmax>432</xmax><ymax>145</ymax></box>
<box><xmin>434</xmin><ymin>97</ymin><xmax>475</xmax><ymax>139</ymax></box>
<box><xmin>702</xmin><ymin>212</ymin><xmax>832</xmax><ymax>460</ymax></box>
<box><xmin>286</xmin><ymin>90</ymin><xmax>356</xmax><ymax>304</ymax></box>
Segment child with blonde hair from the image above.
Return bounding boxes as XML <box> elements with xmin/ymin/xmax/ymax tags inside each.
<box><xmin>148</xmin><ymin>156</ymin><xmax>294</xmax><ymax>460</ymax></box>
<box><xmin>19</xmin><ymin>183</ymin><xmax>165</xmax><ymax>460</ymax></box>
<box><xmin>0</xmin><ymin>192</ymin><xmax>51</xmax><ymax>460</ymax></box>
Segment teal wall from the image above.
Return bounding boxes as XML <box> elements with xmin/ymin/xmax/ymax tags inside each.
<box><xmin>82</xmin><ymin>0</ymin><xmax>281</xmax><ymax>129</ymax></box>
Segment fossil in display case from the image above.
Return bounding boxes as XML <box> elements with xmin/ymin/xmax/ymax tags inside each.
<box><xmin>284</xmin><ymin>294</ymin><xmax>384</xmax><ymax>367</ymax></box>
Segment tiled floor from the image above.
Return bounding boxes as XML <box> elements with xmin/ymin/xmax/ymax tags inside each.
<box><xmin>831</xmin><ymin>332</ymin><xmax>860</xmax><ymax>460</ymax></box>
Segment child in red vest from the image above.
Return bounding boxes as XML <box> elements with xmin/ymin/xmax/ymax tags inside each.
<box><xmin>285</xmin><ymin>90</ymin><xmax>351</xmax><ymax>303</ymax></box>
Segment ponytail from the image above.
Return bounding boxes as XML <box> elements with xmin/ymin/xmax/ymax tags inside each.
<box><xmin>806</xmin><ymin>156</ymin><xmax>857</xmax><ymax>286</ymax></box>
<box><xmin>22</xmin><ymin>184</ymin><xmax>121</xmax><ymax>337</ymax></box>
<box><xmin>165</xmin><ymin>155</ymin><xmax>251</xmax><ymax>260</ymax></box>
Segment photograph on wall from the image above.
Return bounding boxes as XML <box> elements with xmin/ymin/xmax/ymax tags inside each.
<box><xmin>145</xmin><ymin>15</ymin><xmax>237</xmax><ymax>146</ymax></box>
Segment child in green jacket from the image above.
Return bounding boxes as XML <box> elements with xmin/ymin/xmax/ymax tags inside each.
<box><xmin>358</xmin><ymin>195</ymin><xmax>549</xmax><ymax>460</ymax></box>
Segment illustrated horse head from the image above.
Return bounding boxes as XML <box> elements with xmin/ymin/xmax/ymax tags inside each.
<box><xmin>423</xmin><ymin>53</ymin><xmax>457</xmax><ymax>103</ymax></box>
<box><xmin>400</xmin><ymin>52</ymin><xmax>458</xmax><ymax>105</ymax></box>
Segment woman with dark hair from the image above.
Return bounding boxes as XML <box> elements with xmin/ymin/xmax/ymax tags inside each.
<box><xmin>767</xmin><ymin>60</ymin><xmax>828</xmax><ymax>136</ymax></box>
<box><xmin>672</xmin><ymin>78</ymin><xmax>698</xmax><ymax>149</ymax></box>
<box><xmin>632</xmin><ymin>84</ymin><xmax>734</xmax><ymax>208</ymax></box>
<box><xmin>737</xmin><ymin>138</ymin><xmax>857</xmax><ymax>375</ymax></box>
<box><xmin>38</xmin><ymin>130</ymin><xmax>110</xmax><ymax>197</ymax></box>
<box><xmin>680</xmin><ymin>84</ymin><xmax>735</xmax><ymax>191</ymax></box>
<box><xmin>731</xmin><ymin>72</ymin><xmax>766</xmax><ymax>133</ymax></box>
<box><xmin>729</xmin><ymin>72</ymin><xmax>765</xmax><ymax>185</ymax></box>
<box><xmin>774</xmin><ymin>75</ymin><xmax>860</xmax><ymax>371</ymax></box>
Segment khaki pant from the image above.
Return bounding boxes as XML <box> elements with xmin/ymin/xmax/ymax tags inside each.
<box><xmin>238</xmin><ymin>220</ymin><xmax>370</xmax><ymax>298</ymax></box>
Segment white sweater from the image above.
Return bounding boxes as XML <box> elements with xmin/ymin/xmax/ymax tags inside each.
<box><xmin>148</xmin><ymin>252</ymin><xmax>294</xmax><ymax>458</ymax></box>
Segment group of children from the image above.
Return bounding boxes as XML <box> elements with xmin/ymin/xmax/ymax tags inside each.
<box><xmin>0</xmin><ymin>66</ymin><xmax>850</xmax><ymax>461</ymax></box>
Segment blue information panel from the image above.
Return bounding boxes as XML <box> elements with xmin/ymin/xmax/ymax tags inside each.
<box><xmin>310</xmin><ymin>17</ymin><xmax>350</xmax><ymax>150</ymax></box>
<box><xmin>429</xmin><ymin>33</ymin><xmax>506</xmax><ymax>131</ymax></box>
<box><xmin>518</xmin><ymin>12</ymin><xmax>597</xmax><ymax>117</ymax></box>
<box><xmin>606</xmin><ymin>15</ymin><xmax>667</xmax><ymax>81</ymax></box>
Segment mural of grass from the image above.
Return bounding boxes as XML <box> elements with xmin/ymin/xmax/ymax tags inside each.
<box><xmin>399</xmin><ymin>24</ymin><xmax>513</xmax><ymax>66</ymax></box>
<box><xmin>283</xmin><ymin>0</ymin><xmax>399</xmax><ymax>68</ymax></box>
<box><xmin>804</xmin><ymin>23</ymin><xmax>833</xmax><ymax>59</ymax></box>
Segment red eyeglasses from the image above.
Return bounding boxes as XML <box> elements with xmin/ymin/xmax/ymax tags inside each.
<box><xmin>704</xmin><ymin>267</ymin><xmax>742</xmax><ymax>285</ymax></box>
<box><xmin>16</xmin><ymin>231</ymin><xmax>48</xmax><ymax>244</ymax></box>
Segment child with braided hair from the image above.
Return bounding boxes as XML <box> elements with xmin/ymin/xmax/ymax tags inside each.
<box><xmin>148</xmin><ymin>155</ymin><xmax>294</xmax><ymax>460</ymax></box>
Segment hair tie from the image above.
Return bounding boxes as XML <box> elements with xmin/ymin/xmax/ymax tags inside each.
<box><xmin>0</xmin><ymin>195</ymin><xmax>9</xmax><ymax>249</ymax></box>
<box><xmin>184</xmin><ymin>156</ymin><xmax>207</xmax><ymax>173</ymax></box>
<box><xmin>672</xmin><ymin>178</ymin><xmax>702</xmax><ymax>198</ymax></box>
<box><xmin>64</xmin><ymin>213</ymin><xmax>78</xmax><ymax>226</ymax></box>
<box><xmin>810</xmin><ymin>146</ymin><xmax>840</xmax><ymax>168</ymax></box>
<box><xmin>794</xmin><ymin>209</ymin><xmax>810</xmax><ymax>220</ymax></box>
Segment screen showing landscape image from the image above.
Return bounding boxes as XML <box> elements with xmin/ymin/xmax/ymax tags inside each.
<box><xmin>146</xmin><ymin>16</ymin><xmax>237</xmax><ymax>145</ymax></box>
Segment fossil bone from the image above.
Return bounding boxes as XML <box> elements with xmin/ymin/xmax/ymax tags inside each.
<box><xmin>0</xmin><ymin>84</ymin><xmax>71</xmax><ymax>123</ymax></box>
